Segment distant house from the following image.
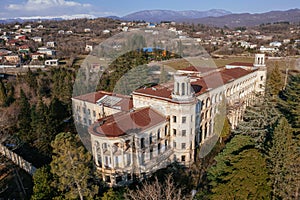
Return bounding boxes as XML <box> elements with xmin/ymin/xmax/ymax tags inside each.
<box><xmin>32</xmin><ymin>37</ymin><xmax>42</xmax><ymax>42</ymax></box>
<box><xmin>37</xmin><ymin>25</ymin><xmax>44</xmax><ymax>29</ymax></box>
<box><xmin>122</xmin><ymin>27</ymin><xmax>129</xmax><ymax>32</ymax></box>
<box><xmin>102</xmin><ymin>30</ymin><xmax>110</xmax><ymax>34</ymax></box>
<box><xmin>31</xmin><ymin>53</ymin><xmax>45</xmax><ymax>60</ymax></box>
<box><xmin>6</xmin><ymin>39</ymin><xmax>18</xmax><ymax>46</ymax></box>
<box><xmin>283</xmin><ymin>39</ymin><xmax>291</xmax><ymax>44</ymax></box>
<box><xmin>37</xmin><ymin>47</ymin><xmax>56</xmax><ymax>56</ymax></box>
<box><xmin>15</xmin><ymin>35</ymin><xmax>26</xmax><ymax>40</ymax></box>
<box><xmin>18</xmin><ymin>45</ymin><xmax>30</xmax><ymax>53</ymax></box>
<box><xmin>0</xmin><ymin>49</ymin><xmax>12</xmax><ymax>56</ymax></box>
<box><xmin>46</xmin><ymin>41</ymin><xmax>56</xmax><ymax>48</ymax></box>
<box><xmin>58</xmin><ymin>30</ymin><xmax>65</xmax><ymax>34</ymax></box>
<box><xmin>45</xmin><ymin>59</ymin><xmax>58</xmax><ymax>66</ymax></box>
<box><xmin>269</xmin><ymin>41</ymin><xmax>282</xmax><ymax>47</ymax></box>
<box><xmin>260</xmin><ymin>46</ymin><xmax>278</xmax><ymax>53</ymax></box>
<box><xmin>84</xmin><ymin>28</ymin><xmax>91</xmax><ymax>33</ymax></box>
<box><xmin>4</xmin><ymin>54</ymin><xmax>20</xmax><ymax>64</ymax></box>
<box><xmin>0</xmin><ymin>35</ymin><xmax>10</xmax><ymax>41</ymax></box>
<box><xmin>20</xmin><ymin>28</ymin><xmax>31</xmax><ymax>33</ymax></box>
<box><xmin>66</xmin><ymin>30</ymin><xmax>73</xmax><ymax>34</ymax></box>
<box><xmin>85</xmin><ymin>44</ymin><xmax>93</xmax><ymax>52</ymax></box>
<box><xmin>147</xmin><ymin>23</ymin><xmax>156</xmax><ymax>28</ymax></box>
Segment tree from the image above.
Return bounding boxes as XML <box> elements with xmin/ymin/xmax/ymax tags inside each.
<box><xmin>279</xmin><ymin>74</ymin><xmax>300</xmax><ymax>129</ymax></box>
<box><xmin>0</xmin><ymin>80</ymin><xmax>7</xmax><ymax>106</ymax></box>
<box><xmin>125</xmin><ymin>174</ymin><xmax>185</xmax><ymax>200</ymax></box>
<box><xmin>102</xmin><ymin>188</ymin><xmax>123</xmax><ymax>200</ymax></box>
<box><xmin>268</xmin><ymin>117</ymin><xmax>299</xmax><ymax>199</ymax></box>
<box><xmin>206</xmin><ymin>135</ymin><xmax>271</xmax><ymax>199</ymax></box>
<box><xmin>214</xmin><ymin>96</ymin><xmax>231</xmax><ymax>143</ymax></box>
<box><xmin>17</xmin><ymin>89</ymin><xmax>32</xmax><ymax>142</ymax></box>
<box><xmin>50</xmin><ymin>132</ymin><xmax>98</xmax><ymax>200</ymax></box>
<box><xmin>233</xmin><ymin>95</ymin><xmax>280</xmax><ymax>150</ymax></box>
<box><xmin>267</xmin><ymin>64</ymin><xmax>283</xmax><ymax>97</ymax></box>
<box><xmin>32</xmin><ymin>165</ymin><xmax>55</xmax><ymax>200</ymax></box>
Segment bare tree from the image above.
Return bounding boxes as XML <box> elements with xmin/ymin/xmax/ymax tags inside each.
<box><xmin>125</xmin><ymin>174</ymin><xmax>186</xmax><ymax>200</ymax></box>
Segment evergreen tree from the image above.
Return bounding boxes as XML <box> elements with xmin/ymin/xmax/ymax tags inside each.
<box><xmin>214</xmin><ymin>96</ymin><xmax>231</xmax><ymax>143</ymax></box>
<box><xmin>50</xmin><ymin>132</ymin><xmax>98</xmax><ymax>200</ymax></box>
<box><xmin>206</xmin><ymin>135</ymin><xmax>271</xmax><ymax>199</ymax></box>
<box><xmin>0</xmin><ymin>80</ymin><xmax>7</xmax><ymax>106</ymax></box>
<box><xmin>267</xmin><ymin>64</ymin><xmax>283</xmax><ymax>97</ymax></box>
<box><xmin>32</xmin><ymin>165</ymin><xmax>55</xmax><ymax>200</ymax></box>
<box><xmin>233</xmin><ymin>95</ymin><xmax>280</xmax><ymax>150</ymax></box>
<box><xmin>102</xmin><ymin>188</ymin><xmax>123</xmax><ymax>200</ymax></box>
<box><xmin>25</xmin><ymin>68</ymin><xmax>38</xmax><ymax>90</ymax></box>
<box><xmin>279</xmin><ymin>74</ymin><xmax>300</xmax><ymax>129</ymax></box>
<box><xmin>17</xmin><ymin>89</ymin><xmax>32</xmax><ymax>142</ymax></box>
<box><xmin>268</xmin><ymin>117</ymin><xmax>299</xmax><ymax>199</ymax></box>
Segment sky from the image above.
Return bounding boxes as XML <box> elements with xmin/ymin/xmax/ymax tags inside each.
<box><xmin>0</xmin><ymin>0</ymin><xmax>299</xmax><ymax>19</ymax></box>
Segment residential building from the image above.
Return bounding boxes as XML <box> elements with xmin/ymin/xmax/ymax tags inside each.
<box><xmin>45</xmin><ymin>59</ymin><xmax>59</xmax><ymax>66</ymax></box>
<box><xmin>72</xmin><ymin>54</ymin><xmax>267</xmax><ymax>186</ymax></box>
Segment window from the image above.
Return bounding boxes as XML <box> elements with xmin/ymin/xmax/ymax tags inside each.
<box><xmin>165</xmin><ymin>140</ymin><xmax>168</xmax><ymax>150</ymax></box>
<box><xmin>173</xmin><ymin>141</ymin><xmax>176</xmax><ymax>148</ymax></box>
<box><xmin>88</xmin><ymin>119</ymin><xmax>91</xmax><ymax>125</ymax></box>
<box><xmin>164</xmin><ymin>125</ymin><xmax>168</xmax><ymax>136</ymax></box>
<box><xmin>157</xmin><ymin>129</ymin><xmax>160</xmax><ymax>140</ymax></box>
<box><xmin>173</xmin><ymin>129</ymin><xmax>177</xmax><ymax>136</ymax></box>
<box><xmin>158</xmin><ymin>143</ymin><xmax>161</xmax><ymax>154</ymax></box>
<box><xmin>83</xmin><ymin>118</ymin><xmax>87</xmax><ymax>124</ymax></box>
<box><xmin>149</xmin><ymin>133</ymin><xmax>153</xmax><ymax>144</ymax></box>
<box><xmin>93</xmin><ymin>110</ymin><xmax>96</xmax><ymax>117</ymax></box>
<box><xmin>191</xmin><ymin>115</ymin><xmax>193</xmax><ymax>122</ymax></box>
<box><xmin>150</xmin><ymin>147</ymin><xmax>153</xmax><ymax>159</ymax></box>
<box><xmin>182</xmin><ymin>130</ymin><xmax>186</xmax><ymax>136</ymax></box>
<box><xmin>182</xmin><ymin>116</ymin><xmax>186</xmax><ymax>123</ymax></box>
<box><xmin>88</xmin><ymin>109</ymin><xmax>90</xmax><ymax>114</ymax></box>
<box><xmin>141</xmin><ymin>138</ymin><xmax>145</xmax><ymax>149</ymax></box>
<box><xmin>181</xmin><ymin>155</ymin><xmax>186</xmax><ymax>162</ymax></box>
<box><xmin>115</xmin><ymin>157</ymin><xmax>119</xmax><ymax>168</ymax></box>
<box><xmin>181</xmin><ymin>143</ymin><xmax>186</xmax><ymax>149</ymax></box>
<box><xmin>260</xmin><ymin>76</ymin><xmax>264</xmax><ymax>81</ymax></box>
<box><xmin>259</xmin><ymin>84</ymin><xmax>263</xmax><ymax>88</ymax></box>
<box><xmin>173</xmin><ymin>116</ymin><xmax>177</xmax><ymax>123</ymax></box>
<box><xmin>116</xmin><ymin>176</ymin><xmax>122</xmax><ymax>183</ymax></box>
<box><xmin>182</xmin><ymin>83</ymin><xmax>185</xmax><ymax>95</ymax></box>
<box><xmin>141</xmin><ymin>153</ymin><xmax>145</xmax><ymax>164</ymax></box>
<box><xmin>83</xmin><ymin>107</ymin><xmax>86</xmax><ymax>114</ymax></box>
<box><xmin>105</xmin><ymin>176</ymin><xmax>111</xmax><ymax>183</ymax></box>
<box><xmin>127</xmin><ymin>154</ymin><xmax>131</xmax><ymax>166</ymax></box>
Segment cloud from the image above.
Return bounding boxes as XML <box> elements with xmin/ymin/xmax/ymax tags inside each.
<box><xmin>6</xmin><ymin>0</ymin><xmax>91</xmax><ymax>11</ymax></box>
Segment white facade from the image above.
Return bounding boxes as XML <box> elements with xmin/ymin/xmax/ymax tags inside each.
<box><xmin>72</xmin><ymin>54</ymin><xmax>267</xmax><ymax>186</ymax></box>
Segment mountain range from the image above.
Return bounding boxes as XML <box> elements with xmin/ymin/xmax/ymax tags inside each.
<box><xmin>190</xmin><ymin>8</ymin><xmax>300</xmax><ymax>27</ymax></box>
<box><xmin>1</xmin><ymin>9</ymin><xmax>299</xmax><ymax>27</ymax></box>
<box><xmin>120</xmin><ymin>9</ymin><xmax>232</xmax><ymax>22</ymax></box>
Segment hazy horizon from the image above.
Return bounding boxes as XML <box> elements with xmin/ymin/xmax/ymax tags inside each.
<box><xmin>0</xmin><ymin>0</ymin><xmax>299</xmax><ymax>19</ymax></box>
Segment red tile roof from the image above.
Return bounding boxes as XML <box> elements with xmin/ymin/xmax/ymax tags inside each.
<box><xmin>89</xmin><ymin>107</ymin><xmax>166</xmax><ymax>137</ymax></box>
<box><xmin>134</xmin><ymin>67</ymin><xmax>253</xmax><ymax>100</ymax></box>
<box><xmin>227</xmin><ymin>62</ymin><xmax>254</xmax><ymax>67</ymax></box>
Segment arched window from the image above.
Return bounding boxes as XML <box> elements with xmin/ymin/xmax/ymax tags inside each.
<box><xmin>149</xmin><ymin>133</ymin><xmax>153</xmax><ymax>144</ymax></box>
<box><xmin>140</xmin><ymin>138</ymin><xmax>145</xmax><ymax>149</ymax></box>
<box><xmin>206</xmin><ymin>98</ymin><xmax>210</xmax><ymax>107</ymax></box>
<box><xmin>181</xmin><ymin>83</ymin><xmax>185</xmax><ymax>95</ymax></box>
